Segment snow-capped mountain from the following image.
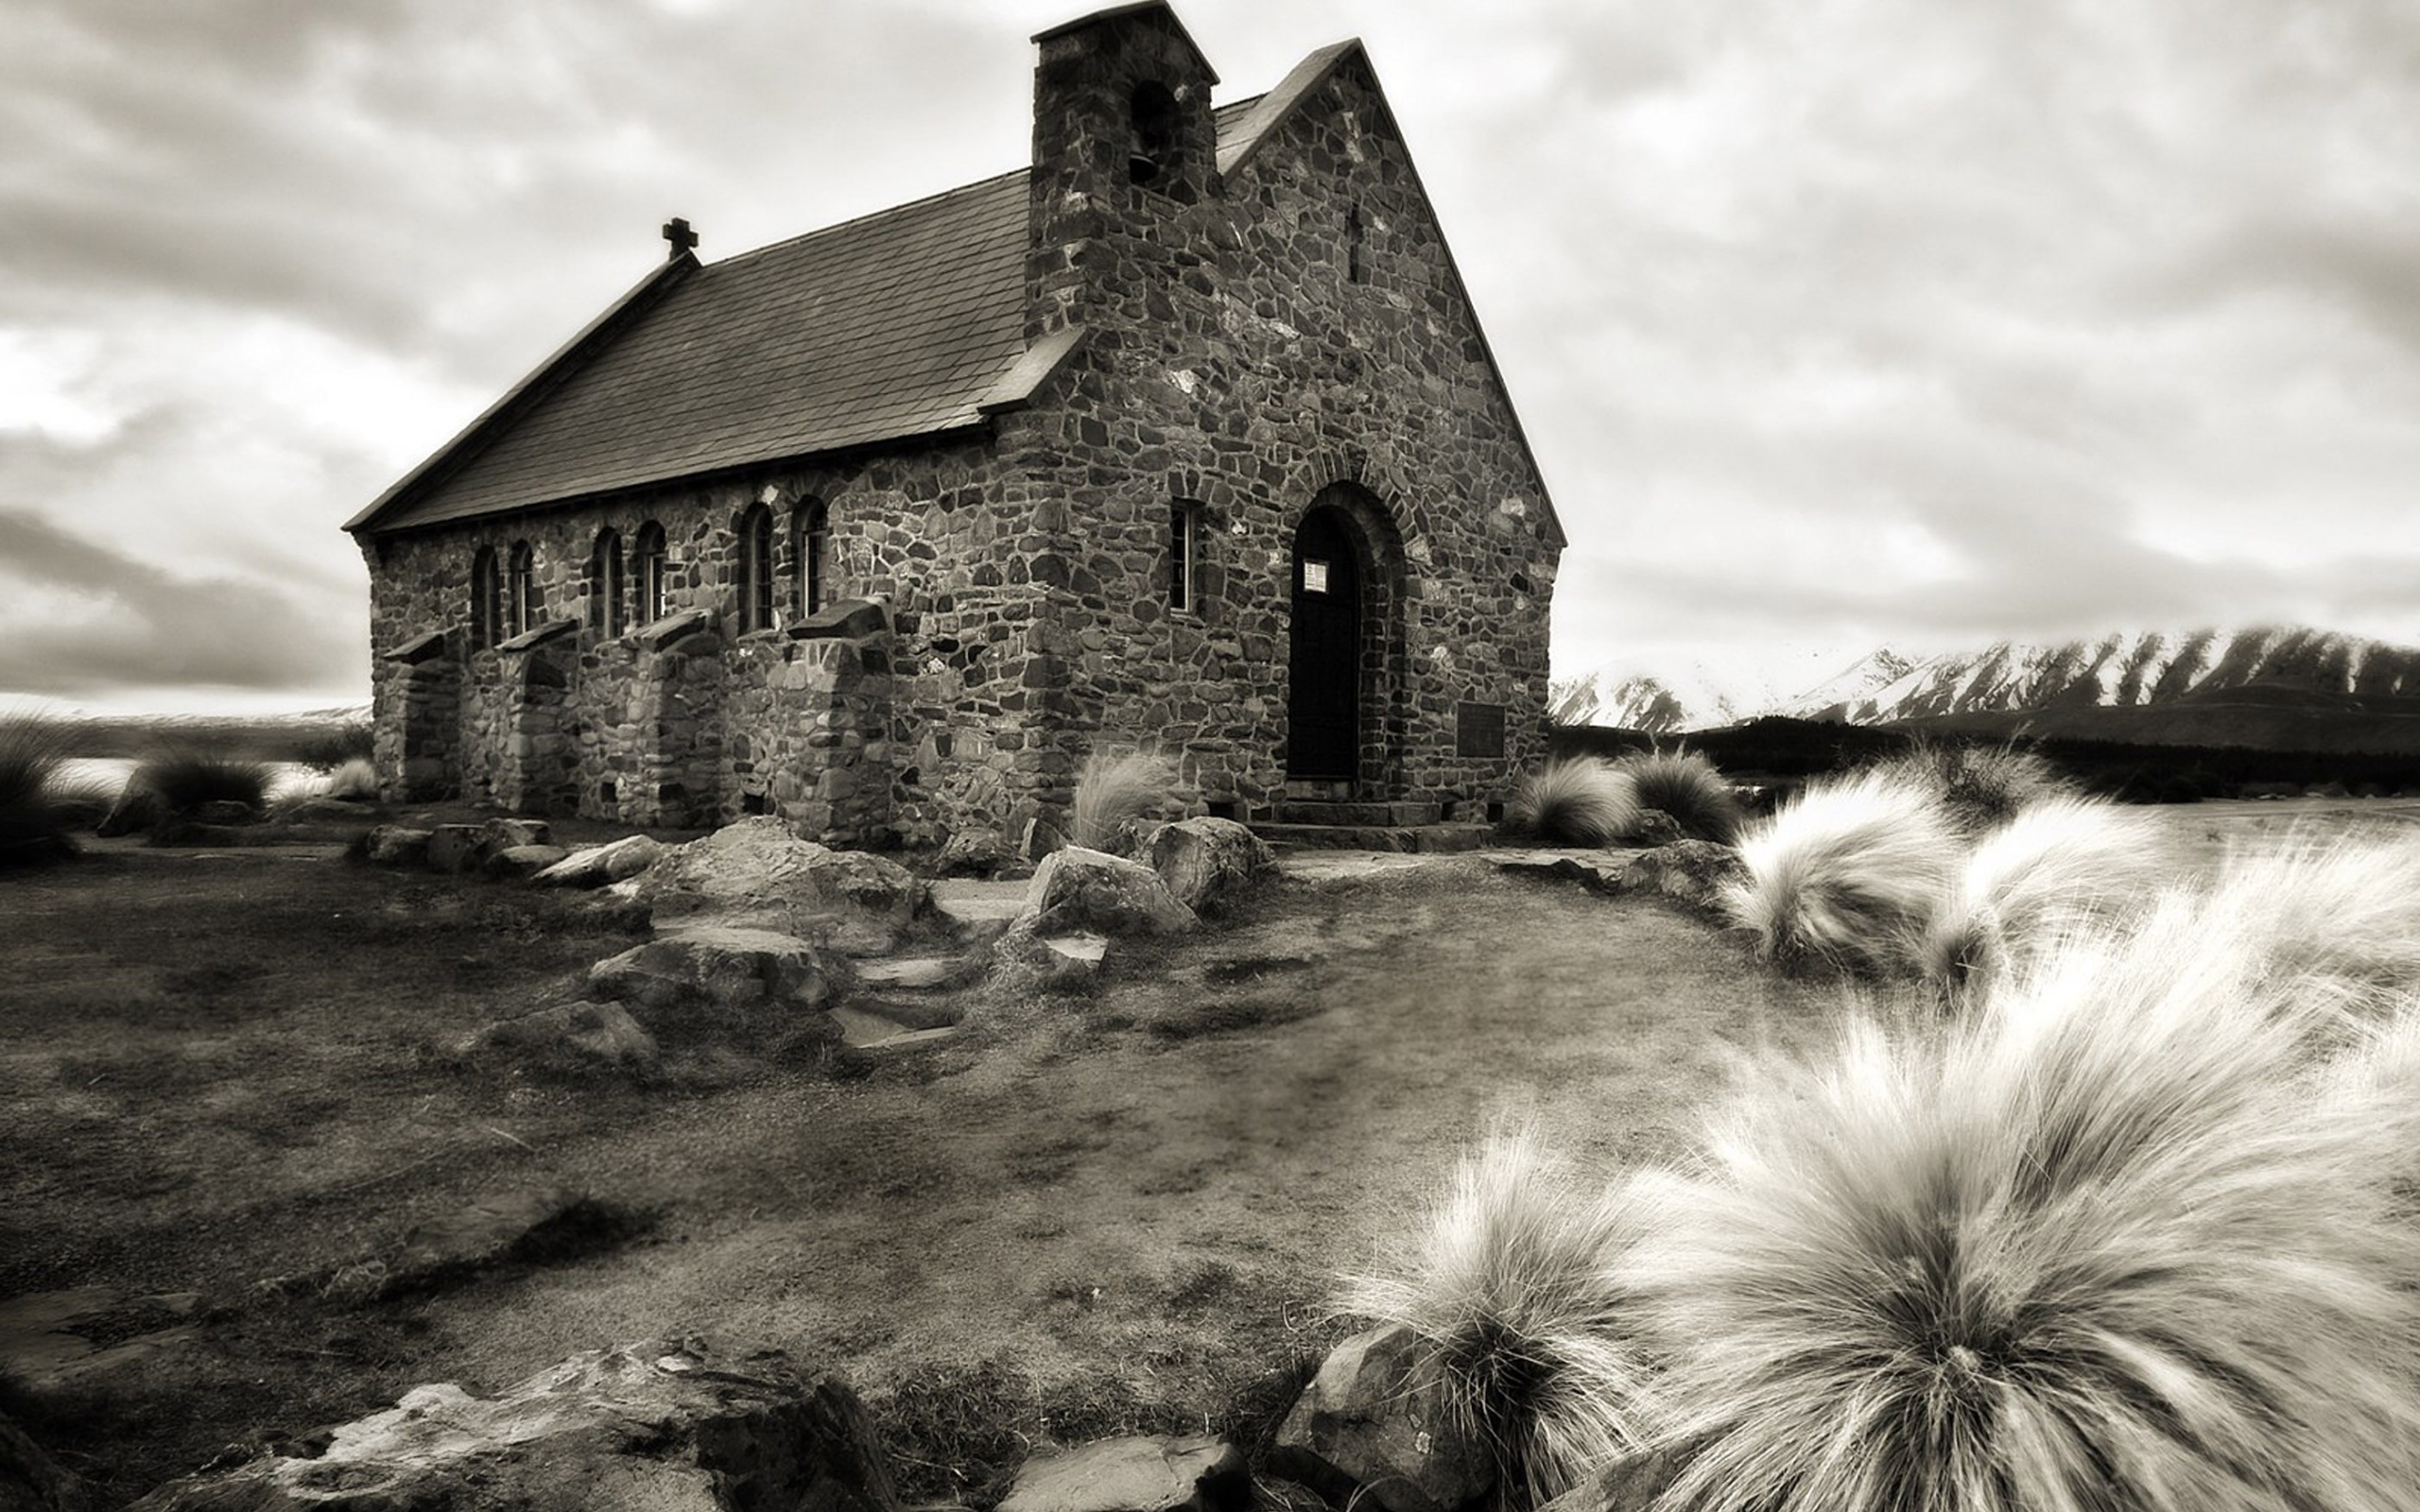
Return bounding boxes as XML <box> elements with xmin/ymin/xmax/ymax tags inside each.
<box><xmin>1553</xmin><ymin>627</ymin><xmax>2420</xmax><ymax>736</ymax></box>
<box><xmin>1782</xmin><ymin>627</ymin><xmax>2420</xmax><ymax>725</ymax></box>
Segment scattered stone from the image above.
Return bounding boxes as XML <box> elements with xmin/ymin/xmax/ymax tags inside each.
<box><xmin>936</xmin><ymin>830</ymin><xmax>1017</xmax><ymax>878</ymax></box>
<box><xmin>485</xmin><ymin>843</ymin><xmax>571</xmax><ymax>881</ymax></box>
<box><xmin>1270</xmin><ymin>1324</ymin><xmax>1491</xmax><ymax>1512</ymax></box>
<box><xmin>127</xmin><ymin>1340</ymin><xmax>905</xmax><ymax>1512</ymax></box>
<box><xmin>590</xmin><ymin>925</ymin><xmax>843</xmax><ymax>1022</ymax></box>
<box><xmin>931</xmin><ymin>880</ymin><xmax>1029</xmax><ymax>947</ymax></box>
<box><xmin>1000</xmin><ymin>1436</ymin><xmax>1251</xmax><ymax>1512</ymax></box>
<box><xmin>1626</xmin><ymin>809</ymin><xmax>1686</xmax><ymax>848</ymax></box>
<box><xmin>95</xmin><ymin>785</ymin><xmax>164</xmax><ymax>838</ymax></box>
<box><xmin>425</xmin><ymin>823</ymin><xmax>489</xmax><ymax>874</ymax></box>
<box><xmin>364</xmin><ymin>825</ymin><xmax>435</xmax><ymax>868</ymax></box>
<box><xmin>1532</xmin><ymin>1444</ymin><xmax>1690</xmax><ymax>1512</ymax></box>
<box><xmin>856</xmin><ymin>954</ymin><xmax>974</xmax><ymax>992</ymax></box>
<box><xmin>479</xmin><ymin>817</ymin><xmax>551</xmax><ymax>852</ymax></box>
<box><xmin>1481</xmin><ymin>850</ymin><xmax>1631</xmax><ymax>893</ymax></box>
<box><xmin>534</xmin><ymin>834</ymin><xmax>666</xmax><ymax>887</ymax></box>
<box><xmin>991</xmin><ymin>926</ymin><xmax>1111</xmax><ymax>991</ymax></box>
<box><xmin>1618</xmin><ymin>839</ymin><xmax>1743</xmax><ymax>914</ymax></box>
<box><xmin>1145</xmin><ymin>818</ymin><xmax>1275</xmax><ymax>916</ymax></box>
<box><xmin>635</xmin><ymin>818</ymin><xmax>926</xmax><ymax>955</ymax></box>
<box><xmin>370</xmin><ymin>1184</ymin><xmax>596</xmax><ymax>1300</ymax></box>
<box><xmin>828</xmin><ymin>1005</ymin><xmax>963</xmax><ymax>1057</ymax></box>
<box><xmin>459</xmin><ymin>999</ymin><xmax>659</xmax><ymax>1074</ymax></box>
<box><xmin>1019</xmin><ymin>847</ymin><xmax>1196</xmax><ymax>937</ymax></box>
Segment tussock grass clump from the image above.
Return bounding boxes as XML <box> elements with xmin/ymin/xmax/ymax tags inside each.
<box><xmin>1921</xmin><ymin>795</ymin><xmax>2168</xmax><ymax>1000</ymax></box>
<box><xmin>1503</xmin><ymin>759</ymin><xmax>1641</xmax><ymax>847</ymax></box>
<box><xmin>1723</xmin><ymin>768</ymin><xmax>1961</xmax><ymax>975</ymax></box>
<box><xmin>1635</xmin><ymin>920</ymin><xmax>2420</xmax><ymax>1512</ymax></box>
<box><xmin>293</xmin><ymin>717</ymin><xmax>373</xmax><ymax>773</ymax></box>
<box><xmin>0</xmin><ymin>714</ymin><xmax>78</xmax><ymax>866</ymax></box>
<box><xmin>1342</xmin><ymin>1125</ymin><xmax>1656</xmax><ymax>1509</ymax></box>
<box><xmin>130</xmin><ymin>747</ymin><xmax>270</xmax><ymax>816</ymax></box>
<box><xmin>2179</xmin><ymin>836</ymin><xmax>2420</xmax><ymax>1020</ymax></box>
<box><xmin>320</xmin><ymin>756</ymin><xmax>379</xmax><ymax>801</ymax></box>
<box><xmin>1875</xmin><ymin>741</ymin><xmax>2066</xmax><ymax>833</ymax></box>
<box><xmin>1613</xmin><ymin>750</ymin><xmax>1743</xmax><ymax>844</ymax></box>
<box><xmin>1070</xmin><ymin>749</ymin><xmax>1178</xmax><ymax>852</ymax></box>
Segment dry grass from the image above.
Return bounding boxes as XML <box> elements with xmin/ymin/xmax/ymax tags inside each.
<box><xmin>0</xmin><ymin>714</ymin><xmax>78</xmax><ymax>866</ymax></box>
<box><xmin>1920</xmin><ymin>795</ymin><xmax>2169</xmax><ymax>1002</ymax></box>
<box><xmin>1614</xmin><ymin>751</ymin><xmax>1743</xmax><ymax>844</ymax></box>
<box><xmin>1341</xmin><ymin>1125</ymin><xmax>1657</xmax><ymax>1509</ymax></box>
<box><xmin>1723</xmin><ymin>768</ymin><xmax>1962</xmax><ymax>975</ymax></box>
<box><xmin>1635</xmin><ymin>911</ymin><xmax>2420</xmax><ymax>1512</ymax></box>
<box><xmin>1504</xmin><ymin>760</ymin><xmax>1642</xmax><ymax>847</ymax></box>
<box><xmin>1876</xmin><ymin>742</ymin><xmax>2066</xmax><ymax>833</ymax></box>
<box><xmin>1070</xmin><ymin>749</ymin><xmax>1178</xmax><ymax>852</ymax></box>
<box><xmin>130</xmin><ymin>747</ymin><xmax>270</xmax><ymax>814</ymax></box>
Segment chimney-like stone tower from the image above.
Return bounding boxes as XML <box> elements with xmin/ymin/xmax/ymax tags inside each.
<box><xmin>1026</xmin><ymin>2</ymin><xmax>1220</xmax><ymax>339</ymax></box>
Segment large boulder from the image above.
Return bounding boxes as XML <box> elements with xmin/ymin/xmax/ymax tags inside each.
<box><xmin>590</xmin><ymin>925</ymin><xmax>843</xmax><ymax>1026</ymax></box>
<box><xmin>1270</xmin><ymin>1324</ymin><xmax>1492</xmax><ymax>1512</ymax></box>
<box><xmin>1145</xmin><ymin>818</ymin><xmax>1275</xmax><ymax>917</ymax></box>
<box><xmin>425</xmin><ymin>824</ymin><xmax>489</xmax><ymax>874</ymax></box>
<box><xmin>364</xmin><ymin>825</ymin><xmax>434</xmax><ymax>868</ymax></box>
<box><xmin>1616</xmin><ymin>839</ymin><xmax>1742</xmax><ymax>915</ymax></box>
<box><xmin>486</xmin><ymin>844</ymin><xmax>571</xmax><ymax>882</ymax></box>
<box><xmin>999</xmin><ymin>1436</ymin><xmax>1251</xmax><ymax>1512</ymax></box>
<box><xmin>1018</xmin><ymin>847</ymin><xmax>1196</xmax><ymax>938</ymax></box>
<box><xmin>634</xmin><ymin>818</ymin><xmax>925</xmax><ymax>956</ymax></box>
<box><xmin>535</xmin><ymin>834</ymin><xmax>666</xmax><ymax>888</ymax></box>
<box><xmin>128</xmin><ymin>1341</ymin><xmax>905</xmax><ymax>1512</ymax></box>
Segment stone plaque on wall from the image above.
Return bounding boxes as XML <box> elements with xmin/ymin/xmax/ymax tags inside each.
<box><xmin>1455</xmin><ymin>701</ymin><xmax>1507</xmax><ymax>758</ymax></box>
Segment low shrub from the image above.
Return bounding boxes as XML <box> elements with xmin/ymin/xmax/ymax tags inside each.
<box><xmin>1722</xmin><ymin>767</ymin><xmax>1961</xmax><ymax>975</ymax></box>
<box><xmin>1919</xmin><ymin>795</ymin><xmax>2167</xmax><ymax>1002</ymax></box>
<box><xmin>1070</xmin><ymin>749</ymin><xmax>1178</xmax><ymax>852</ymax></box>
<box><xmin>292</xmin><ymin>717</ymin><xmax>373</xmax><ymax>773</ymax></box>
<box><xmin>1634</xmin><ymin>914</ymin><xmax>2420</xmax><ymax>1512</ymax></box>
<box><xmin>1614</xmin><ymin>750</ymin><xmax>1744</xmax><ymax>844</ymax></box>
<box><xmin>1341</xmin><ymin>1125</ymin><xmax>1656</xmax><ymax>1509</ymax></box>
<box><xmin>1502</xmin><ymin>759</ymin><xmax>1640</xmax><ymax>847</ymax></box>
<box><xmin>1874</xmin><ymin>741</ymin><xmax>2065</xmax><ymax>833</ymax></box>
<box><xmin>0</xmin><ymin>714</ymin><xmax>78</xmax><ymax>866</ymax></box>
<box><xmin>128</xmin><ymin>747</ymin><xmax>270</xmax><ymax>816</ymax></box>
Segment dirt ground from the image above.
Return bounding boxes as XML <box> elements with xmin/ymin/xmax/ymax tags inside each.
<box><xmin>4</xmin><ymin>797</ymin><xmax>2411</xmax><ymax>1503</ymax></box>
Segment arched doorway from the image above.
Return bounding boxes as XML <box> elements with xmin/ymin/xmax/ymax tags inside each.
<box><xmin>1288</xmin><ymin>507</ymin><xmax>1364</xmax><ymax>781</ymax></box>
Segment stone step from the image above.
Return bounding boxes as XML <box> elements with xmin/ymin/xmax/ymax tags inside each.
<box><xmin>829</xmin><ymin>1005</ymin><xmax>963</xmax><ymax>1057</ymax></box>
<box><xmin>855</xmin><ymin>954</ymin><xmax>977</xmax><ymax>992</ymax></box>
<box><xmin>929</xmin><ymin>879</ymin><xmax>1029</xmax><ymax>945</ymax></box>
<box><xmin>1274</xmin><ymin>799</ymin><xmax>1443</xmax><ymax>827</ymax></box>
<box><xmin>1246</xmin><ymin>821</ymin><xmax>1496</xmax><ymax>854</ymax></box>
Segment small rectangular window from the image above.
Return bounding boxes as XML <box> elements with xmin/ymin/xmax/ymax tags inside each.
<box><xmin>1170</xmin><ymin>501</ymin><xmax>1205</xmax><ymax>612</ymax></box>
<box><xmin>1303</xmin><ymin>559</ymin><xmax>1330</xmax><ymax>594</ymax></box>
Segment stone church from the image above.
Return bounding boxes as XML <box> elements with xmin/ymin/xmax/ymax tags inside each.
<box><xmin>348</xmin><ymin>2</ymin><xmax>1564</xmax><ymax>854</ymax></box>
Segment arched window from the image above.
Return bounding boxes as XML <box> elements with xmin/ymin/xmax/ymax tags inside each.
<box><xmin>469</xmin><ymin>545</ymin><xmax>501</xmax><ymax>650</ymax></box>
<box><xmin>1170</xmin><ymin>500</ymin><xmax>1206</xmax><ymax>613</ymax></box>
<box><xmin>737</xmin><ymin>504</ymin><xmax>775</xmax><ymax>632</ymax></box>
<box><xmin>506</xmin><ymin>541</ymin><xmax>538</xmax><ymax>639</ymax></box>
<box><xmin>591</xmin><ymin>527</ymin><xmax>626</xmax><ymax>635</ymax></box>
<box><xmin>635</xmin><ymin>521</ymin><xmax>667</xmax><ymax>626</ymax></box>
<box><xmin>794</xmin><ymin>499</ymin><xmax>829</xmax><ymax>619</ymax></box>
<box><xmin>1129</xmin><ymin>79</ymin><xmax>1178</xmax><ymax>187</ymax></box>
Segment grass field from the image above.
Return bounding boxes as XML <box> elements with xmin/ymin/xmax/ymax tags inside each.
<box><xmin>4</xmin><ymin>799</ymin><xmax>2412</xmax><ymax>1503</ymax></box>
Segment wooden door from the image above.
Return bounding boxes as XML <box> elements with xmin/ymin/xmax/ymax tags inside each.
<box><xmin>1288</xmin><ymin>510</ymin><xmax>1361</xmax><ymax>780</ymax></box>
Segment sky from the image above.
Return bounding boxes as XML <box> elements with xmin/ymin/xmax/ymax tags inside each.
<box><xmin>4</xmin><ymin>0</ymin><xmax>2418</xmax><ymax>714</ymax></box>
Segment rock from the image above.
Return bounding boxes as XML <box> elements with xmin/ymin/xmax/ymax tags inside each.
<box><xmin>2306</xmin><ymin>781</ymin><xmax>2352</xmax><ymax>799</ymax></box>
<box><xmin>190</xmin><ymin>799</ymin><xmax>259</xmax><ymax>825</ymax></box>
<box><xmin>1019</xmin><ymin>848</ymin><xmax>1195</xmax><ymax>937</ymax></box>
<box><xmin>127</xmin><ymin>1340</ymin><xmax>905</xmax><ymax>1512</ymax></box>
<box><xmin>1145</xmin><ymin>818</ymin><xmax>1275</xmax><ymax>917</ymax></box>
<box><xmin>1270</xmin><ymin>1324</ymin><xmax>1491</xmax><ymax>1512</ymax></box>
<box><xmin>1626</xmin><ymin>809</ymin><xmax>1686</xmax><ymax>848</ymax></box>
<box><xmin>634</xmin><ymin>818</ymin><xmax>925</xmax><ymax>955</ymax></box>
<box><xmin>991</xmin><ymin>926</ymin><xmax>1111</xmax><ymax>990</ymax></box>
<box><xmin>1000</xmin><ymin>1436</ymin><xmax>1250</xmax><ymax>1512</ymax></box>
<box><xmin>936</xmin><ymin>830</ymin><xmax>1016</xmax><ymax>878</ymax></box>
<box><xmin>486</xmin><ymin>844</ymin><xmax>572</xmax><ymax>881</ymax></box>
<box><xmin>1481</xmin><ymin>850</ymin><xmax>1630</xmax><ymax>893</ymax></box>
<box><xmin>1617</xmin><ymin>839</ymin><xmax>1743</xmax><ymax>914</ymax></box>
<box><xmin>2</xmin><ymin>1409</ymin><xmax>97</xmax><ymax>1512</ymax></box>
<box><xmin>460</xmin><ymin>999</ymin><xmax>659</xmax><ymax>1074</ymax></box>
<box><xmin>364</xmin><ymin>825</ymin><xmax>435</xmax><ymax>868</ymax></box>
<box><xmin>1531</xmin><ymin>1444</ymin><xmax>1690</xmax><ymax>1512</ymax></box>
<box><xmin>95</xmin><ymin>785</ymin><xmax>164</xmax><ymax>838</ymax></box>
<box><xmin>480</xmin><ymin>817</ymin><xmax>551</xmax><ymax>851</ymax></box>
<box><xmin>425</xmin><ymin>823</ymin><xmax>489</xmax><ymax>874</ymax></box>
<box><xmin>371</xmin><ymin>1184</ymin><xmax>596</xmax><ymax>1300</ymax></box>
<box><xmin>590</xmin><ymin>925</ymin><xmax>843</xmax><ymax>1023</ymax></box>
<box><xmin>535</xmin><ymin>834</ymin><xmax>666</xmax><ymax>887</ymax></box>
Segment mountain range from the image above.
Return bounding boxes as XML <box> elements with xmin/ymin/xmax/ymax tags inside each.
<box><xmin>1554</xmin><ymin>627</ymin><xmax>2420</xmax><ymax>753</ymax></box>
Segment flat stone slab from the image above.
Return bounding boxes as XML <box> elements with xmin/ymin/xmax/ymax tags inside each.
<box><xmin>856</xmin><ymin>954</ymin><xmax>970</xmax><ymax>991</ymax></box>
<box><xmin>1273</xmin><ymin>851</ymin><xmax>1433</xmax><ymax>884</ymax></box>
<box><xmin>830</xmin><ymin>1005</ymin><xmax>962</xmax><ymax>1056</ymax></box>
<box><xmin>1000</xmin><ymin>1435</ymin><xmax>1250</xmax><ymax>1512</ymax></box>
<box><xmin>1480</xmin><ymin>849</ymin><xmax>1637</xmax><ymax>892</ymax></box>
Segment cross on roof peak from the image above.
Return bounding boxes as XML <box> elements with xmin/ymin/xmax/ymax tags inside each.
<box><xmin>662</xmin><ymin>217</ymin><xmax>699</xmax><ymax>259</ymax></box>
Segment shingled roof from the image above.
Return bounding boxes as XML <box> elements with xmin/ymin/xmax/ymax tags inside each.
<box><xmin>355</xmin><ymin>95</ymin><xmax>1290</xmax><ymax>535</ymax></box>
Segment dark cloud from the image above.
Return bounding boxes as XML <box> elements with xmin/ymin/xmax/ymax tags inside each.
<box><xmin>0</xmin><ymin>507</ymin><xmax>360</xmax><ymax>696</ymax></box>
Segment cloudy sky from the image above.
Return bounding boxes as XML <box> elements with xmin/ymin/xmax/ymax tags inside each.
<box><xmin>5</xmin><ymin>0</ymin><xmax>2418</xmax><ymax>713</ymax></box>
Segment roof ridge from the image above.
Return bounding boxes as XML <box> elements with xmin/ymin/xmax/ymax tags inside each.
<box><xmin>710</xmin><ymin>163</ymin><xmax>1030</xmax><ymax>272</ymax></box>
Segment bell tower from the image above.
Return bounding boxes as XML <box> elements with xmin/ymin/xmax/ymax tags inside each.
<box><xmin>1027</xmin><ymin>2</ymin><xmax>1220</xmax><ymax>338</ymax></box>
